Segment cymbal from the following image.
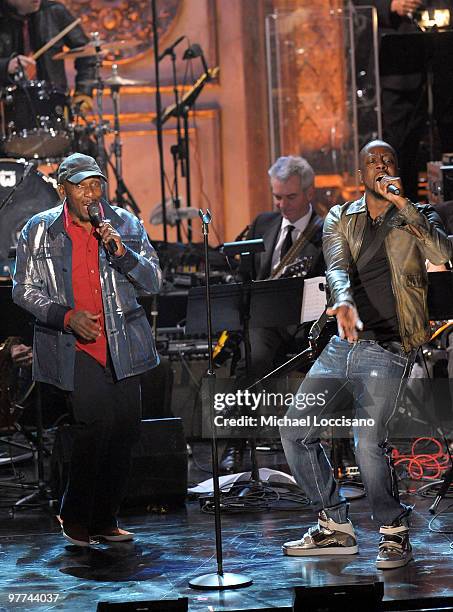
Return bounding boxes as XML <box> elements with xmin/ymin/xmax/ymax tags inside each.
<box><xmin>79</xmin><ymin>75</ymin><xmax>152</xmax><ymax>87</ymax></box>
<box><xmin>53</xmin><ymin>40</ymin><xmax>138</xmax><ymax>60</ymax></box>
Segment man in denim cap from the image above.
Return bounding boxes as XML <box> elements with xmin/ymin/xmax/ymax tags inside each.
<box><xmin>13</xmin><ymin>153</ymin><xmax>162</xmax><ymax>546</ymax></box>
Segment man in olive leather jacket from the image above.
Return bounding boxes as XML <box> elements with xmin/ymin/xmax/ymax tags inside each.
<box><xmin>280</xmin><ymin>140</ymin><xmax>451</xmax><ymax>570</ymax></box>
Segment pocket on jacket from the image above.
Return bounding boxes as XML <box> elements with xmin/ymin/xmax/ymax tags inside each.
<box><xmin>33</xmin><ymin>325</ymin><xmax>62</xmax><ymax>385</ymax></box>
<box><xmin>404</xmin><ymin>273</ymin><xmax>425</xmax><ymax>288</ymax></box>
<box><xmin>124</xmin><ymin>306</ymin><xmax>156</xmax><ymax>367</ymax></box>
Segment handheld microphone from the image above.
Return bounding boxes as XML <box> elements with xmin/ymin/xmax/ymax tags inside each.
<box><xmin>376</xmin><ymin>176</ymin><xmax>401</xmax><ymax>196</ymax></box>
<box><xmin>87</xmin><ymin>202</ymin><xmax>118</xmax><ymax>255</ymax></box>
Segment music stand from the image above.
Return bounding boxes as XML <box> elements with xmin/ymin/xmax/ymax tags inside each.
<box><xmin>186</xmin><ymin>275</ymin><xmax>306</xmax><ymax>483</ymax></box>
<box><xmin>0</xmin><ymin>284</ymin><xmax>54</xmax><ymax>512</ymax></box>
<box><xmin>380</xmin><ymin>30</ymin><xmax>453</xmax><ymax>159</ymax></box>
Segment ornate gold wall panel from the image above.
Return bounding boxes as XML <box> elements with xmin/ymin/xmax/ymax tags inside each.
<box><xmin>61</xmin><ymin>0</ymin><xmax>182</xmax><ymax>62</ymax></box>
<box><xmin>271</xmin><ymin>0</ymin><xmax>347</xmax><ymax>166</ymax></box>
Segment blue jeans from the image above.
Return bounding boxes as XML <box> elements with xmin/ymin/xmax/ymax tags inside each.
<box><xmin>280</xmin><ymin>336</ymin><xmax>414</xmax><ymax>526</ymax></box>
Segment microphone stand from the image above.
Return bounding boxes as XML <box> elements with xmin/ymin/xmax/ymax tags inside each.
<box><xmin>169</xmin><ymin>48</ymin><xmax>184</xmax><ymax>242</ymax></box>
<box><xmin>0</xmin><ymin>162</ymin><xmax>34</xmax><ymax>213</ymax></box>
<box><xmin>189</xmin><ymin>209</ymin><xmax>252</xmax><ymax>591</ymax></box>
<box><xmin>91</xmin><ymin>32</ymin><xmax>109</xmax><ymax>191</ymax></box>
<box><xmin>151</xmin><ymin>0</ymin><xmax>168</xmax><ymax>243</ymax></box>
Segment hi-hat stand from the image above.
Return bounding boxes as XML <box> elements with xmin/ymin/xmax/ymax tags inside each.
<box><xmin>188</xmin><ymin>210</ymin><xmax>252</xmax><ymax>590</ymax></box>
<box><xmin>106</xmin><ymin>65</ymin><xmax>141</xmax><ymax>215</ymax></box>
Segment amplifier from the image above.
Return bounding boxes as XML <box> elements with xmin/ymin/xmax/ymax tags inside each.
<box><xmin>50</xmin><ymin>418</ymin><xmax>188</xmax><ymax>509</ymax></box>
<box><xmin>427</xmin><ymin>161</ymin><xmax>453</xmax><ymax>203</ymax></box>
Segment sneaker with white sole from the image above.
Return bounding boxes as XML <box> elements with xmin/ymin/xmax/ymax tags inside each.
<box><xmin>376</xmin><ymin>524</ymin><xmax>412</xmax><ymax>570</ymax></box>
<box><xmin>282</xmin><ymin>510</ymin><xmax>358</xmax><ymax>556</ymax></box>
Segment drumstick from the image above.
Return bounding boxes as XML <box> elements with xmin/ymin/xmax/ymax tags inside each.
<box><xmin>32</xmin><ymin>17</ymin><xmax>81</xmax><ymax>61</ymax></box>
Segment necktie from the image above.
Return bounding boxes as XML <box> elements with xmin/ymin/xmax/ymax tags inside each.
<box><xmin>21</xmin><ymin>19</ymin><xmax>37</xmax><ymax>79</ymax></box>
<box><xmin>280</xmin><ymin>225</ymin><xmax>295</xmax><ymax>261</ymax></box>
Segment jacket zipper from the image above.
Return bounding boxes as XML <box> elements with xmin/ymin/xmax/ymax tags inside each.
<box><xmin>383</xmin><ymin>237</ymin><xmax>406</xmax><ymax>351</ymax></box>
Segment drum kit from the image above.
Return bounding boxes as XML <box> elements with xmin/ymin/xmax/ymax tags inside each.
<box><xmin>0</xmin><ymin>31</ymin><xmax>147</xmax><ymax>275</ymax></box>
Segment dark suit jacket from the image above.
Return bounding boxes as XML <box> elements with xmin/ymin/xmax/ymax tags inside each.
<box><xmin>241</xmin><ymin>210</ymin><xmax>325</xmax><ymax>281</ymax></box>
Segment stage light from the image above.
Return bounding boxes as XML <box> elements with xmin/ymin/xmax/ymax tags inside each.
<box><xmin>418</xmin><ymin>9</ymin><xmax>450</xmax><ymax>30</ymax></box>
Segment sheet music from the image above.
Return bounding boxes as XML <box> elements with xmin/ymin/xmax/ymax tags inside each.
<box><xmin>300</xmin><ymin>276</ymin><xmax>327</xmax><ymax>323</ymax></box>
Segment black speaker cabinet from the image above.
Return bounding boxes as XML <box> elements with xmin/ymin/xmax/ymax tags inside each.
<box><xmin>124</xmin><ymin>418</ymin><xmax>188</xmax><ymax>508</ymax></box>
<box><xmin>51</xmin><ymin>418</ymin><xmax>188</xmax><ymax>509</ymax></box>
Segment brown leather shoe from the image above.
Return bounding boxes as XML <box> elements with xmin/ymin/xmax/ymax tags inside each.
<box><xmin>62</xmin><ymin>523</ymin><xmax>90</xmax><ymax>547</ymax></box>
<box><xmin>92</xmin><ymin>527</ymin><xmax>134</xmax><ymax>542</ymax></box>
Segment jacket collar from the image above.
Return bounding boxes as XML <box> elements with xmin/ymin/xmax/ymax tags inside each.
<box><xmin>345</xmin><ymin>195</ymin><xmax>367</xmax><ymax>215</ymax></box>
<box><xmin>48</xmin><ymin>199</ymin><xmax>124</xmax><ymax>239</ymax></box>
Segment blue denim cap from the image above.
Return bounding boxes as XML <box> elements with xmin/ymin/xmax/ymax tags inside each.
<box><xmin>57</xmin><ymin>153</ymin><xmax>107</xmax><ymax>185</ymax></box>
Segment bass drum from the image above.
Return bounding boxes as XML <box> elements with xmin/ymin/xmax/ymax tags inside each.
<box><xmin>0</xmin><ymin>159</ymin><xmax>59</xmax><ymax>277</ymax></box>
<box><xmin>0</xmin><ymin>81</ymin><xmax>71</xmax><ymax>159</ymax></box>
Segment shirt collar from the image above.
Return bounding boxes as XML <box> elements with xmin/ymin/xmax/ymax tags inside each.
<box><xmin>281</xmin><ymin>204</ymin><xmax>312</xmax><ymax>232</ymax></box>
<box><xmin>63</xmin><ymin>200</ymin><xmax>104</xmax><ymax>232</ymax></box>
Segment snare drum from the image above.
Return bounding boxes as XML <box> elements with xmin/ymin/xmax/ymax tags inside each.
<box><xmin>0</xmin><ymin>81</ymin><xmax>71</xmax><ymax>159</ymax></box>
<box><xmin>0</xmin><ymin>159</ymin><xmax>59</xmax><ymax>276</ymax></box>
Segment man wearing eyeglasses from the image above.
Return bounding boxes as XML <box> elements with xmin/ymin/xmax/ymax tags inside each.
<box><xmin>12</xmin><ymin>153</ymin><xmax>162</xmax><ymax>547</ymax></box>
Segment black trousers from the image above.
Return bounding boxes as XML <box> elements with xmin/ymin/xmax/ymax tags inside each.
<box><xmin>59</xmin><ymin>351</ymin><xmax>141</xmax><ymax>531</ymax></box>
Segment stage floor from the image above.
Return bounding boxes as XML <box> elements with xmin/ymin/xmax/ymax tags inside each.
<box><xmin>1</xmin><ymin>444</ymin><xmax>453</xmax><ymax>611</ymax></box>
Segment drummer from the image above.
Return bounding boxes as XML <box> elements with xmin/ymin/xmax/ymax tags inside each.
<box><xmin>0</xmin><ymin>0</ymin><xmax>94</xmax><ymax>112</ymax></box>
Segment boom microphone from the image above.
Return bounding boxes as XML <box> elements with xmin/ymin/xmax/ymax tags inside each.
<box><xmin>376</xmin><ymin>176</ymin><xmax>401</xmax><ymax>196</ymax></box>
<box><xmin>87</xmin><ymin>202</ymin><xmax>118</xmax><ymax>255</ymax></box>
<box><xmin>158</xmin><ymin>36</ymin><xmax>186</xmax><ymax>62</ymax></box>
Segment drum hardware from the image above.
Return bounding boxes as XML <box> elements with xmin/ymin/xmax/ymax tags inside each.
<box><xmin>79</xmin><ymin>75</ymin><xmax>152</xmax><ymax>88</ymax></box>
<box><xmin>0</xmin><ymin>19</ymin><xmax>83</xmax><ymax>159</ymax></box>
<box><xmin>0</xmin><ymin>159</ymin><xmax>59</xmax><ymax>275</ymax></box>
<box><xmin>52</xmin><ymin>39</ymin><xmax>139</xmax><ymax>61</ymax></box>
<box><xmin>0</xmin><ymin>290</ymin><xmax>55</xmax><ymax>513</ymax></box>
<box><xmin>0</xmin><ymin>81</ymin><xmax>72</xmax><ymax>159</ymax></box>
<box><xmin>104</xmin><ymin>65</ymin><xmax>140</xmax><ymax>214</ymax></box>
<box><xmin>89</xmin><ymin>32</ymin><xmax>109</xmax><ymax>183</ymax></box>
<box><xmin>0</xmin><ymin>160</ymin><xmax>34</xmax><ymax>213</ymax></box>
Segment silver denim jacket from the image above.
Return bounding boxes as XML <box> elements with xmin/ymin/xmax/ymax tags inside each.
<box><xmin>13</xmin><ymin>201</ymin><xmax>162</xmax><ymax>391</ymax></box>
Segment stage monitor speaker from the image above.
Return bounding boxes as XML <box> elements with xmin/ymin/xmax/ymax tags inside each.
<box><xmin>97</xmin><ymin>597</ymin><xmax>188</xmax><ymax>611</ymax></box>
<box><xmin>124</xmin><ymin>417</ymin><xmax>188</xmax><ymax>508</ymax></box>
<box><xmin>293</xmin><ymin>582</ymin><xmax>384</xmax><ymax>611</ymax></box>
<box><xmin>381</xmin><ymin>595</ymin><xmax>453</xmax><ymax>611</ymax></box>
<box><xmin>51</xmin><ymin>418</ymin><xmax>188</xmax><ymax>510</ymax></box>
<box><xmin>229</xmin><ymin>608</ymin><xmax>289</xmax><ymax>611</ymax></box>
<box><xmin>140</xmin><ymin>359</ymin><xmax>174</xmax><ymax>420</ymax></box>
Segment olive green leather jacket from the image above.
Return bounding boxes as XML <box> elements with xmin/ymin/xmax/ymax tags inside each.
<box><xmin>323</xmin><ymin>196</ymin><xmax>452</xmax><ymax>352</ymax></box>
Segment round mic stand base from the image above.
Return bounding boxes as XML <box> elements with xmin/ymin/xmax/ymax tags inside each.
<box><xmin>189</xmin><ymin>572</ymin><xmax>253</xmax><ymax>590</ymax></box>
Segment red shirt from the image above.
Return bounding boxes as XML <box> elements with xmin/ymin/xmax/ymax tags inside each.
<box><xmin>63</xmin><ymin>203</ymin><xmax>107</xmax><ymax>367</ymax></box>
